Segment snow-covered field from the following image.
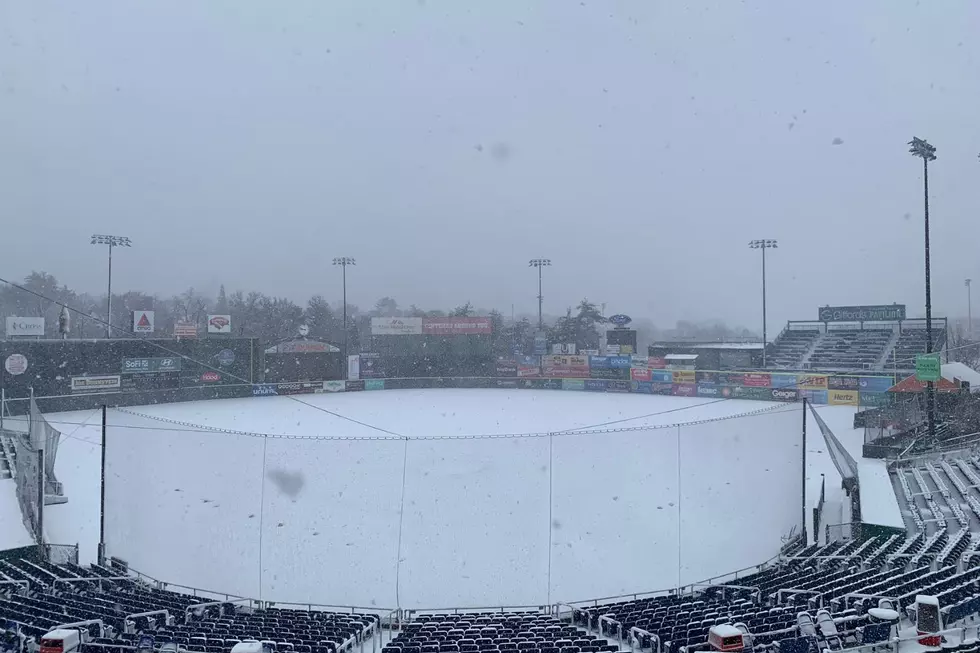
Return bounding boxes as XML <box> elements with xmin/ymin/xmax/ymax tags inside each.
<box><xmin>32</xmin><ymin>391</ymin><xmax>844</xmax><ymax>609</ymax></box>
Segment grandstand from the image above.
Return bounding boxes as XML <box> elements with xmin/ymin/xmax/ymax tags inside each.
<box><xmin>766</xmin><ymin>318</ymin><xmax>946</xmax><ymax>372</ymax></box>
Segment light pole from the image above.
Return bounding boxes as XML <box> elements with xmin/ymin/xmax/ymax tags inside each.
<box><xmin>528</xmin><ymin>258</ymin><xmax>551</xmax><ymax>330</ymax></box>
<box><xmin>748</xmin><ymin>239</ymin><xmax>777</xmax><ymax>367</ymax></box>
<box><xmin>333</xmin><ymin>257</ymin><xmax>355</xmax><ymax>376</ymax></box>
<box><xmin>90</xmin><ymin>234</ymin><xmax>132</xmax><ymax>339</ymax></box>
<box><xmin>909</xmin><ymin>136</ymin><xmax>937</xmax><ymax>440</ymax></box>
<box><xmin>967</xmin><ymin>279</ymin><xmax>973</xmax><ymax>338</ymax></box>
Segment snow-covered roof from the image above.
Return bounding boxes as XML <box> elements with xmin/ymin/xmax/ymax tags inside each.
<box><xmin>941</xmin><ymin>362</ymin><xmax>980</xmax><ymax>392</ymax></box>
<box><xmin>665</xmin><ymin>354</ymin><xmax>699</xmax><ymax>361</ymax></box>
<box><xmin>653</xmin><ymin>342</ymin><xmax>762</xmax><ymax>350</ymax></box>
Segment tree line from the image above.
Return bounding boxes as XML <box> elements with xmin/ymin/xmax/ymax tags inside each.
<box><xmin>0</xmin><ymin>271</ymin><xmax>759</xmax><ymax>355</ymax></box>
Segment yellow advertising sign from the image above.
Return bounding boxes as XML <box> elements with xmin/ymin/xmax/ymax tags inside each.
<box><xmin>828</xmin><ymin>389</ymin><xmax>859</xmax><ymax>406</ymax></box>
<box><xmin>672</xmin><ymin>370</ymin><xmax>695</xmax><ymax>384</ymax></box>
<box><xmin>797</xmin><ymin>374</ymin><xmax>828</xmax><ymax>390</ymax></box>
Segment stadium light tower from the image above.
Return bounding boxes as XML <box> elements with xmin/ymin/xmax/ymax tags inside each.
<box><xmin>529</xmin><ymin>258</ymin><xmax>551</xmax><ymax>330</ymax></box>
<box><xmin>333</xmin><ymin>257</ymin><xmax>356</xmax><ymax>375</ymax></box>
<box><xmin>967</xmin><ymin>279</ymin><xmax>973</xmax><ymax>338</ymax></box>
<box><xmin>909</xmin><ymin>136</ymin><xmax>937</xmax><ymax>440</ymax></box>
<box><xmin>90</xmin><ymin>234</ymin><xmax>132</xmax><ymax>339</ymax></box>
<box><xmin>748</xmin><ymin>240</ymin><xmax>777</xmax><ymax>367</ymax></box>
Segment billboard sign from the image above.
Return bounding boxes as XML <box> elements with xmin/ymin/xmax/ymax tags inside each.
<box><xmin>632</xmin><ymin>381</ymin><xmax>653</xmax><ymax>394</ymax></box>
<box><xmin>371</xmin><ymin>317</ymin><xmax>423</xmax><ymax>336</ymax></box>
<box><xmin>860</xmin><ymin>392</ymin><xmax>893</xmax><ymax>407</ymax></box>
<box><xmin>608</xmin><ymin>314</ymin><xmax>632</xmax><ymax>327</ymax></box>
<box><xmin>818</xmin><ymin>304</ymin><xmax>906</xmax><ymax>322</ymax></box>
<box><xmin>70</xmin><ymin>375</ymin><xmax>122</xmax><ymax>393</ymax></box>
<box><xmin>800</xmin><ymin>389</ymin><xmax>828</xmax><ymax>404</ymax></box>
<box><xmin>132</xmin><ymin>310</ymin><xmax>155</xmax><ymax>333</ymax></box>
<box><xmin>174</xmin><ymin>321</ymin><xmax>198</xmax><ymax>338</ymax></box>
<box><xmin>5</xmin><ymin>317</ymin><xmax>45</xmax><ymax>337</ymax></box>
<box><xmin>652</xmin><ymin>382</ymin><xmax>673</xmax><ymax>395</ymax></box>
<box><xmin>652</xmin><ymin>370</ymin><xmax>673</xmax><ymax>383</ymax></box>
<box><xmin>608</xmin><ymin>380</ymin><xmax>632</xmax><ymax>393</ymax></box>
<box><xmin>551</xmin><ymin>343</ymin><xmax>577</xmax><ymax>355</ymax></box>
<box><xmin>422</xmin><ymin>317</ymin><xmax>492</xmax><ymax>335</ymax></box>
<box><xmin>533</xmin><ymin>331</ymin><xmax>548</xmax><ymax>355</ymax></box>
<box><xmin>122</xmin><ymin>357</ymin><xmax>182</xmax><ymax>373</ymax></box>
<box><xmin>915</xmin><ymin>354</ymin><xmax>941</xmax><ymax>382</ymax></box>
<box><xmin>347</xmin><ymin>355</ymin><xmax>360</xmax><ymax>380</ymax></box>
<box><xmin>608</xmin><ymin>355</ymin><xmax>632</xmax><ymax>369</ymax></box>
<box><xmin>584</xmin><ymin>379</ymin><xmax>608</xmax><ymax>392</ymax></box>
<box><xmin>207</xmin><ymin>314</ymin><xmax>232</xmax><ymax>334</ymax></box>
<box><xmin>4</xmin><ymin>353</ymin><xmax>28</xmax><ymax>375</ymax></box>
<box><xmin>771</xmin><ymin>373</ymin><xmax>798</xmax><ymax>389</ymax></box>
<box><xmin>589</xmin><ymin>356</ymin><xmax>610</xmax><ymax>369</ymax></box>
<box><xmin>731</xmin><ymin>386</ymin><xmax>771</xmax><ymax>401</ymax></box>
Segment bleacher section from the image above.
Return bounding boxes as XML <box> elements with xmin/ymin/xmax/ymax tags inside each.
<box><xmin>766</xmin><ymin>321</ymin><xmax>946</xmax><ymax>372</ymax></box>
<box><xmin>0</xmin><ymin>559</ymin><xmax>377</xmax><ymax>653</ymax></box>
<box><xmin>893</xmin><ymin>329</ymin><xmax>945</xmax><ymax>369</ymax></box>
<box><xmin>807</xmin><ymin>330</ymin><xmax>892</xmax><ymax>371</ymax></box>
<box><xmin>765</xmin><ymin>331</ymin><xmax>819</xmax><ymax>369</ymax></box>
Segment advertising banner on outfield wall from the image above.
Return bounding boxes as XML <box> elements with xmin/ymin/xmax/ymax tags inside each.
<box><xmin>742</xmin><ymin>373</ymin><xmax>771</xmax><ymax>387</ymax></box>
<box><xmin>719</xmin><ymin>373</ymin><xmax>744</xmax><ymax>386</ymax></box>
<box><xmin>769</xmin><ymin>388</ymin><xmax>799</xmax><ymax>402</ymax></box>
<box><xmin>71</xmin><ymin>375</ymin><xmax>122</xmax><ymax>393</ymax></box>
<box><xmin>771</xmin><ymin>374</ymin><xmax>798</xmax><ymax>389</ymax></box>
<box><xmin>632</xmin><ymin>381</ymin><xmax>653</xmax><ymax>394</ymax></box>
<box><xmin>422</xmin><ymin>317</ymin><xmax>492</xmax><ymax>335</ymax></box>
<box><xmin>672</xmin><ymin>370</ymin><xmax>696</xmax><ymax>385</ymax></box>
<box><xmin>860</xmin><ymin>392</ymin><xmax>893</xmax><ymax>407</ymax></box>
<box><xmin>799</xmin><ymin>389</ymin><xmax>828</xmax><ymax>404</ymax></box>
<box><xmin>365</xmin><ymin>380</ymin><xmax>385</xmax><ymax>391</ymax></box>
<box><xmin>672</xmin><ymin>383</ymin><xmax>696</xmax><ymax>397</ymax></box>
<box><xmin>517</xmin><ymin>355</ymin><xmax>540</xmax><ymax>378</ymax></box>
<box><xmin>562</xmin><ymin>378</ymin><xmax>585</xmax><ymax>391</ymax></box>
<box><xmin>828</xmin><ymin>375</ymin><xmax>860</xmax><ymax>391</ymax></box>
<box><xmin>323</xmin><ymin>380</ymin><xmax>346</xmax><ymax>392</ymax></box>
<box><xmin>584</xmin><ymin>379</ymin><xmax>608</xmax><ymax>392</ymax></box>
<box><xmin>858</xmin><ymin>376</ymin><xmax>895</xmax><ymax>393</ymax></box>
<box><xmin>649</xmin><ymin>357</ymin><xmax>667</xmax><ymax>369</ymax></box>
<box><xmin>252</xmin><ymin>383</ymin><xmax>278</xmax><ymax>397</ymax></box>
<box><xmin>797</xmin><ymin>374</ymin><xmax>828</xmax><ymax>390</ymax></box>
<box><xmin>697</xmin><ymin>384</ymin><xmax>722</xmax><ymax>398</ymax></box>
<box><xmin>608</xmin><ymin>380</ymin><xmax>631</xmax><ymax>393</ymax></box>
<box><xmin>590</xmin><ymin>367</ymin><xmax>630</xmax><ymax>380</ymax></box>
<box><xmin>652</xmin><ymin>370</ymin><xmax>672</xmax><ymax>384</ymax></box>
<box><xmin>731</xmin><ymin>386</ymin><xmax>772</xmax><ymax>401</ymax></box>
<box><xmin>631</xmin><ymin>367</ymin><xmax>652</xmax><ymax>381</ymax></box>
<box><xmin>542</xmin><ymin>355</ymin><xmax>590</xmax><ymax>378</ymax></box>
<box><xmin>496</xmin><ymin>359</ymin><xmax>518</xmax><ymax>377</ymax></box>
<box><xmin>829</xmin><ymin>389</ymin><xmax>860</xmax><ymax>406</ymax></box>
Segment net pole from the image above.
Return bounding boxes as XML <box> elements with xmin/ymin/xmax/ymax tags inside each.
<box><xmin>37</xmin><ymin>447</ymin><xmax>45</xmax><ymax>547</ymax></box>
<box><xmin>802</xmin><ymin>398</ymin><xmax>808</xmax><ymax>545</ymax></box>
<box><xmin>99</xmin><ymin>404</ymin><xmax>107</xmax><ymax>566</ymax></box>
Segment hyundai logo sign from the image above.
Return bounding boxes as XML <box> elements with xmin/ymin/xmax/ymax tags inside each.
<box><xmin>608</xmin><ymin>314</ymin><xmax>632</xmax><ymax>327</ymax></box>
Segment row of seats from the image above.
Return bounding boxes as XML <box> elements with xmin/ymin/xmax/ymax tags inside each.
<box><xmin>0</xmin><ymin>558</ymin><xmax>377</xmax><ymax>653</ymax></box>
<box><xmin>808</xmin><ymin>330</ymin><xmax>892</xmax><ymax>371</ymax></box>
<box><xmin>766</xmin><ymin>331</ymin><xmax>820</xmax><ymax>369</ymax></box>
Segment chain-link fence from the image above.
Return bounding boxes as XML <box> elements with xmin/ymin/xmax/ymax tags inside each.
<box><xmin>11</xmin><ymin>430</ymin><xmax>40</xmax><ymax>543</ymax></box>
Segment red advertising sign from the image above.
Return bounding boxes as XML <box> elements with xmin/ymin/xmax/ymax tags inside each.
<box><xmin>742</xmin><ymin>373</ymin><xmax>771</xmax><ymax>388</ymax></box>
<box><xmin>631</xmin><ymin>368</ymin><xmax>652</xmax><ymax>381</ymax></box>
<box><xmin>542</xmin><ymin>355</ymin><xmax>590</xmax><ymax>378</ymax></box>
<box><xmin>422</xmin><ymin>317</ymin><xmax>492</xmax><ymax>335</ymax></box>
<box><xmin>672</xmin><ymin>383</ymin><xmax>696</xmax><ymax>397</ymax></box>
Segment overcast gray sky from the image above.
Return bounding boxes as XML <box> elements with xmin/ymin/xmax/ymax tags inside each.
<box><xmin>1</xmin><ymin>0</ymin><xmax>978</xmax><ymax>329</ymax></box>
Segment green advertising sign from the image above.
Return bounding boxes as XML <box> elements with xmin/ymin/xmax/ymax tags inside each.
<box><xmin>915</xmin><ymin>354</ymin><xmax>941</xmax><ymax>382</ymax></box>
<box><xmin>122</xmin><ymin>357</ymin><xmax>182</xmax><ymax>374</ymax></box>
